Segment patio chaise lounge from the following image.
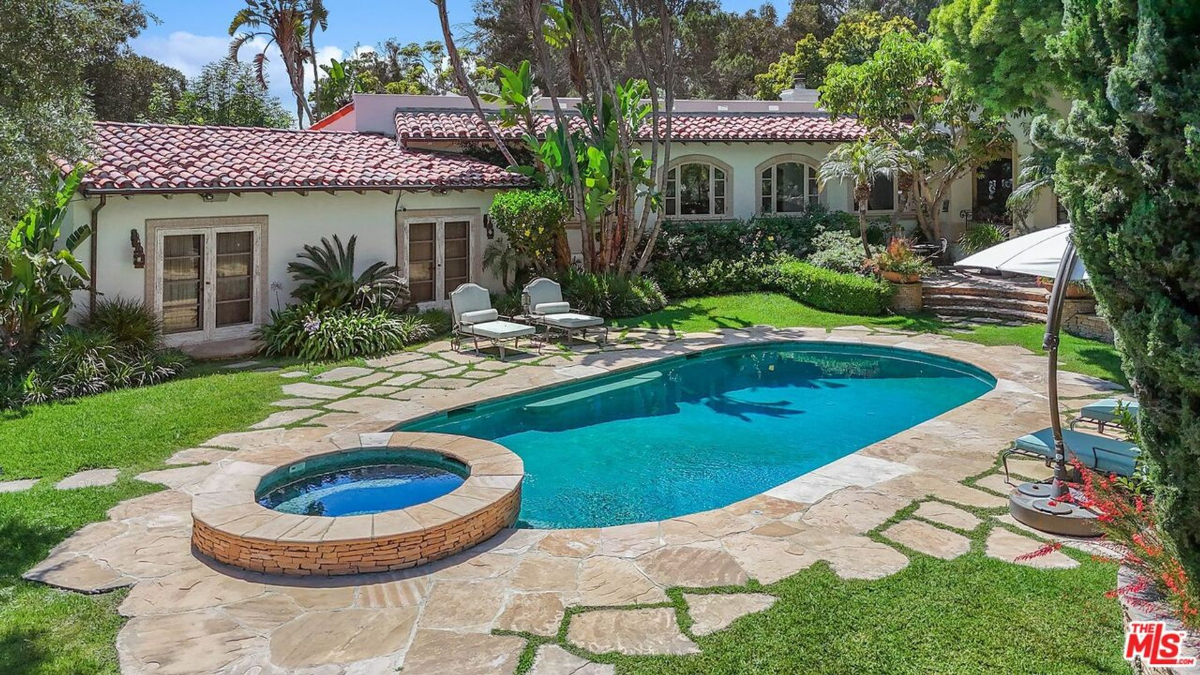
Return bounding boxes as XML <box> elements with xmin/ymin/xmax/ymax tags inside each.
<box><xmin>522</xmin><ymin>277</ymin><xmax>608</xmax><ymax>345</ymax></box>
<box><xmin>450</xmin><ymin>283</ymin><xmax>537</xmax><ymax>361</ymax></box>
<box><xmin>1070</xmin><ymin>398</ymin><xmax>1140</xmax><ymax>434</ymax></box>
<box><xmin>1002</xmin><ymin>427</ymin><xmax>1141</xmax><ymax>483</ymax></box>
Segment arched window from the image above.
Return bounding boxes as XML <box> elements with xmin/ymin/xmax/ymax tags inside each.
<box><xmin>759</xmin><ymin>161</ymin><xmax>819</xmax><ymax>213</ymax></box>
<box><xmin>665</xmin><ymin>160</ymin><xmax>728</xmax><ymax>216</ymax></box>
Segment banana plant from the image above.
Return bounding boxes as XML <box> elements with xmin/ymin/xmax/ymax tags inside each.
<box><xmin>1</xmin><ymin>165</ymin><xmax>93</xmax><ymax>356</ymax></box>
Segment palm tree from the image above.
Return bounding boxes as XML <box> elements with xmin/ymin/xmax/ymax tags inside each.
<box><xmin>304</xmin><ymin>0</ymin><xmax>328</xmax><ymax>119</ymax></box>
<box><xmin>229</xmin><ymin>0</ymin><xmax>315</xmax><ymax>127</ymax></box>
<box><xmin>819</xmin><ymin>139</ymin><xmax>899</xmax><ymax>258</ymax></box>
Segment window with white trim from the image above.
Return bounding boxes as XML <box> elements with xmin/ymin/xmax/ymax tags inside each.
<box><xmin>759</xmin><ymin>162</ymin><xmax>819</xmax><ymax>213</ymax></box>
<box><xmin>665</xmin><ymin>162</ymin><xmax>727</xmax><ymax>216</ymax></box>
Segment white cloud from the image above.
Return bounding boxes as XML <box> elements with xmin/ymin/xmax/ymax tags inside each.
<box><xmin>132</xmin><ymin>31</ymin><xmax>345</xmax><ymax>125</ymax></box>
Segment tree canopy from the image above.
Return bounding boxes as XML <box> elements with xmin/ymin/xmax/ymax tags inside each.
<box><xmin>0</xmin><ymin>0</ymin><xmax>148</xmax><ymax>223</ymax></box>
<box><xmin>85</xmin><ymin>53</ymin><xmax>187</xmax><ymax>122</ymax></box>
<box><xmin>754</xmin><ymin>10</ymin><xmax>917</xmax><ymax>99</ymax></box>
<box><xmin>930</xmin><ymin>0</ymin><xmax>1065</xmax><ymax>113</ymax></box>
<box><xmin>145</xmin><ymin>59</ymin><xmax>293</xmax><ymax>128</ymax></box>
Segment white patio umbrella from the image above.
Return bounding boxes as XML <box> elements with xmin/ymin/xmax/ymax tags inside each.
<box><xmin>955</xmin><ymin>224</ymin><xmax>1087</xmax><ymax>280</ymax></box>
<box><xmin>957</xmin><ymin>224</ymin><xmax>1093</xmax><ymax>529</ymax></box>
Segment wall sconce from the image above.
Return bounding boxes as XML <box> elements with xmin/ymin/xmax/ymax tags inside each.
<box><xmin>483</xmin><ymin>214</ymin><xmax>495</xmax><ymax>240</ymax></box>
<box><xmin>130</xmin><ymin>229</ymin><xmax>145</xmax><ymax>269</ymax></box>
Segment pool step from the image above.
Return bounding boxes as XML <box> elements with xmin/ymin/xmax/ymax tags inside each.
<box><xmin>525</xmin><ymin>371</ymin><xmax>663</xmax><ymax>410</ymax></box>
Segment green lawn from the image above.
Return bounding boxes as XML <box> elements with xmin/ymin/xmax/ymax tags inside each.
<box><xmin>0</xmin><ymin>298</ymin><xmax>1129</xmax><ymax>673</ymax></box>
<box><xmin>617</xmin><ymin>293</ymin><xmax>1127</xmax><ymax>386</ymax></box>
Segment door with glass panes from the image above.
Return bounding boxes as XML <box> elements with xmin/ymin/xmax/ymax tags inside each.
<box><xmin>400</xmin><ymin>216</ymin><xmax>472</xmax><ymax>309</ymax></box>
<box><xmin>155</xmin><ymin>226</ymin><xmax>260</xmax><ymax>342</ymax></box>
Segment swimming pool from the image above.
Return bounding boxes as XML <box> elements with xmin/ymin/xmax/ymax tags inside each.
<box><xmin>400</xmin><ymin>342</ymin><xmax>995</xmax><ymax>529</ymax></box>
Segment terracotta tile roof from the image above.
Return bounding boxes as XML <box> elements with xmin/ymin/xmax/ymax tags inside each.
<box><xmin>394</xmin><ymin>110</ymin><xmax>868</xmax><ymax>143</ymax></box>
<box><xmin>72</xmin><ymin>122</ymin><xmax>527</xmax><ymax>194</ymax></box>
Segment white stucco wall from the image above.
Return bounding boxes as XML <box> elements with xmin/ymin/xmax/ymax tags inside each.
<box><xmin>67</xmin><ymin>189</ymin><xmax>507</xmax><ymax>338</ymax></box>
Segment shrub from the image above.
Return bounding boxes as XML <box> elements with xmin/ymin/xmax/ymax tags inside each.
<box><xmin>771</xmin><ymin>257</ymin><xmax>894</xmax><ymax>315</ymax></box>
<box><xmin>418</xmin><ymin>309</ymin><xmax>453</xmax><ymax>336</ymax></box>
<box><xmin>288</xmin><ymin>235</ymin><xmax>407</xmax><ymax>310</ymax></box>
<box><xmin>490</xmin><ymin>289</ymin><xmax>524</xmax><ymax>317</ymax></box>
<box><xmin>959</xmin><ymin>222</ymin><xmax>1010</xmax><ymax>255</ymax></box>
<box><xmin>256</xmin><ymin>303</ymin><xmax>432</xmax><ymax>360</ymax></box>
<box><xmin>807</xmin><ymin>230</ymin><xmax>868</xmax><ymax>275</ymax></box>
<box><xmin>488</xmin><ymin>188</ymin><xmax>570</xmax><ymax>274</ymax></box>
<box><xmin>87</xmin><ymin>297</ymin><xmax>163</xmax><ymax>350</ymax></box>
<box><xmin>655</xmin><ymin>206</ymin><xmax>856</xmax><ymax>266</ymax></box>
<box><xmin>649</xmin><ymin>259</ymin><xmax>772</xmax><ymax>299</ymax></box>
<box><xmin>19</xmin><ymin>326</ymin><xmax>188</xmax><ymax>405</ymax></box>
<box><xmin>560</xmin><ymin>271</ymin><xmax>666</xmax><ymax>318</ymax></box>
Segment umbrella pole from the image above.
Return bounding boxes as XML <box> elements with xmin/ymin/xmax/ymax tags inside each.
<box><xmin>1043</xmin><ymin>240</ymin><xmax>1080</xmax><ymax>499</ymax></box>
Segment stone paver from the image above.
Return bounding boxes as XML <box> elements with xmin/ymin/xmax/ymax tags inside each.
<box><xmin>974</xmin><ymin>473</ymin><xmax>1017</xmax><ymax>495</ymax></box>
<box><xmin>249</xmin><ymin>408</ymin><xmax>320</xmax><ymax>429</ymax></box>
<box><xmin>1006</xmin><ymin>457</ymin><xmax>1055</xmax><ymax>481</ymax></box>
<box><xmin>390</xmin><ymin>358</ymin><xmax>455</xmax><ymax>373</ymax></box>
<box><xmin>135</xmin><ymin>464</ymin><xmax>218</xmax><ymax>490</ymax></box>
<box><xmin>985</xmin><ymin>528</ymin><xmax>1079</xmax><ymax>569</ymax></box>
<box><xmin>914</xmin><ymin>502</ymin><xmax>982</xmax><ymax>531</ymax></box>
<box><xmin>0</xmin><ymin>478</ymin><xmax>38</xmax><ymax>493</ymax></box>
<box><xmin>280</xmin><ymin>382</ymin><xmax>354</xmax><ymax>400</ymax></box>
<box><xmin>279</xmin><ymin>370</ymin><xmax>308</xmax><ymax>378</ymax></box>
<box><xmin>383</xmin><ymin>372</ymin><xmax>425</xmax><ymax>387</ymax></box>
<box><xmin>164</xmin><ymin>448</ymin><xmax>232</xmax><ymax>465</ymax></box>
<box><xmin>577</xmin><ymin>556</ymin><xmax>667</xmax><ymax>605</ymax></box>
<box><xmin>269</xmin><ymin>397</ymin><xmax>323</xmax><ymax>408</ymax></box>
<box><xmin>416</xmin><ymin>377</ymin><xmax>475</xmax><ymax>390</ymax></box>
<box><xmin>882</xmin><ymin>520</ymin><xmax>971</xmax><ymax>560</ymax></box>
<box><xmin>268</xmin><ymin>608</ymin><xmax>418</xmax><ymax>668</ymax></box>
<box><xmin>120</xmin><ymin>610</ymin><xmax>265</xmax><ymax>675</ymax></box>
<box><xmin>636</xmin><ymin>545</ymin><xmax>749</xmax><ymax>588</ymax></box>
<box><xmin>568</xmin><ymin>608</ymin><xmax>699</xmax><ymax>656</ymax></box>
<box><xmin>402</xmin><ymin>629</ymin><xmax>525</xmax><ymax>675</ymax></box>
<box><xmin>684</xmin><ymin>592</ymin><xmax>777</xmax><ymax>636</ymax></box>
<box><xmin>313</xmin><ymin>366</ymin><xmax>375</xmax><ymax>382</ymax></box>
<box><xmin>495</xmin><ymin>592</ymin><xmax>566</xmax><ymax>636</ymax></box>
<box><xmin>529</xmin><ymin>645</ymin><xmax>615</xmax><ymax>675</ymax></box>
<box><xmin>55</xmin><ymin>468</ymin><xmax>119</xmax><ymax>489</ymax></box>
<box><xmin>343</xmin><ymin>371</ymin><xmax>392</xmax><ymax>387</ymax></box>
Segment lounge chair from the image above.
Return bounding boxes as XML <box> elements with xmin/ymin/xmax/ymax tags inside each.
<box><xmin>1002</xmin><ymin>427</ymin><xmax>1140</xmax><ymax>483</ymax></box>
<box><xmin>449</xmin><ymin>283</ymin><xmax>537</xmax><ymax>361</ymax></box>
<box><xmin>522</xmin><ymin>277</ymin><xmax>608</xmax><ymax>345</ymax></box>
<box><xmin>1070</xmin><ymin>398</ymin><xmax>1139</xmax><ymax>434</ymax></box>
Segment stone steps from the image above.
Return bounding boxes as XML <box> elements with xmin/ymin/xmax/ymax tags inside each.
<box><xmin>924</xmin><ymin>295</ymin><xmax>1049</xmax><ymax>315</ymax></box>
<box><xmin>929</xmin><ymin>304</ymin><xmax>1049</xmax><ymax>325</ymax></box>
<box><xmin>922</xmin><ymin>284</ymin><xmax>1049</xmax><ymax>304</ymax></box>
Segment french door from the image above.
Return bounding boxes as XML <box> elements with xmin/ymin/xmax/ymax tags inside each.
<box><xmin>155</xmin><ymin>225</ymin><xmax>262</xmax><ymax>343</ymax></box>
<box><xmin>400</xmin><ymin>216</ymin><xmax>472</xmax><ymax>309</ymax></box>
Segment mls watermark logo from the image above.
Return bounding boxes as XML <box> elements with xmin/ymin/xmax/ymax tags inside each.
<box><xmin>1125</xmin><ymin>621</ymin><xmax>1196</xmax><ymax>668</ymax></box>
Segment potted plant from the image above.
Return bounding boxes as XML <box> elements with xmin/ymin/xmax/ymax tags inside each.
<box><xmin>871</xmin><ymin>238</ymin><xmax>935</xmax><ymax>284</ymax></box>
<box><xmin>1036</xmin><ymin>276</ymin><xmax>1093</xmax><ymax>298</ymax></box>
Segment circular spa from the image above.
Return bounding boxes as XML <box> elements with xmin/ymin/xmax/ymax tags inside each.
<box><xmin>190</xmin><ymin>435</ymin><xmax>523</xmax><ymax>576</ymax></box>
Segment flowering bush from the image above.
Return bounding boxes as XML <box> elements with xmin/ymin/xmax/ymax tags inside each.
<box><xmin>869</xmin><ymin>238</ymin><xmax>935</xmax><ymax>278</ymax></box>
<box><xmin>1056</xmin><ymin>459</ymin><xmax>1200</xmax><ymax>629</ymax></box>
<box><xmin>488</xmin><ymin>189</ymin><xmax>570</xmax><ymax>275</ymax></box>
<box><xmin>256</xmin><ymin>302</ymin><xmax>433</xmax><ymax>360</ymax></box>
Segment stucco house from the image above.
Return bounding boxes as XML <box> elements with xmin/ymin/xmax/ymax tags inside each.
<box><xmin>63</xmin><ymin>86</ymin><xmax>1062</xmax><ymax>355</ymax></box>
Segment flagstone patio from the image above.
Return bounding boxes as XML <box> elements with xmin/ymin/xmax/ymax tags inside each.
<box><xmin>22</xmin><ymin>326</ymin><xmax>1124</xmax><ymax>674</ymax></box>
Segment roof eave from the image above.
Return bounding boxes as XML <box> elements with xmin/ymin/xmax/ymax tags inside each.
<box><xmin>77</xmin><ymin>182</ymin><xmax>529</xmax><ymax>197</ymax></box>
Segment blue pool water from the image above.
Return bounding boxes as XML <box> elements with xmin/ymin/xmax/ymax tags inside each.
<box><xmin>401</xmin><ymin>343</ymin><xmax>996</xmax><ymax>529</ymax></box>
<box><xmin>257</xmin><ymin>449</ymin><xmax>467</xmax><ymax>517</ymax></box>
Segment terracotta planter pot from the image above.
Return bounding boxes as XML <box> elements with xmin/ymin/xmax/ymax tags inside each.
<box><xmin>882</xmin><ymin>270</ymin><xmax>921</xmax><ymax>284</ymax></box>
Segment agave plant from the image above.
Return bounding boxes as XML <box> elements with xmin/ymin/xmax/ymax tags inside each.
<box><xmin>287</xmin><ymin>235</ymin><xmax>408</xmax><ymax>310</ymax></box>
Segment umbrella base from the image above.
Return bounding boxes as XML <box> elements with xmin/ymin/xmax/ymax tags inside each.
<box><xmin>1009</xmin><ymin>483</ymin><xmax>1103</xmax><ymax>538</ymax></box>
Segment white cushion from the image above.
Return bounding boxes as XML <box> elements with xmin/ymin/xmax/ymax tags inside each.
<box><xmin>460</xmin><ymin>309</ymin><xmax>498</xmax><ymax>325</ymax></box>
<box><xmin>461</xmin><ymin>320</ymin><xmax>535</xmax><ymax>340</ymax></box>
<box><xmin>541</xmin><ymin>312</ymin><xmax>604</xmax><ymax>329</ymax></box>
<box><xmin>533</xmin><ymin>301</ymin><xmax>571</xmax><ymax>315</ymax></box>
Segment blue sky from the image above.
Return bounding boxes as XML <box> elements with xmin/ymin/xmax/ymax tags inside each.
<box><xmin>133</xmin><ymin>1</ymin><xmax>770</xmax><ymax>106</ymax></box>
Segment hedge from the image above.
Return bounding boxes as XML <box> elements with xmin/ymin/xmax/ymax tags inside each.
<box><xmin>769</xmin><ymin>257</ymin><xmax>894</xmax><ymax>316</ymax></box>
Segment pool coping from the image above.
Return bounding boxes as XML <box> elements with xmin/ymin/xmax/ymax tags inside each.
<box><xmin>190</xmin><ymin>433</ymin><xmax>523</xmax><ymax>575</ymax></box>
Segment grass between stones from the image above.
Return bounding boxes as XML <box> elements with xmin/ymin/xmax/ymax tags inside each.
<box><xmin>506</xmin><ymin>465</ymin><xmax>1125</xmax><ymax>674</ymax></box>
